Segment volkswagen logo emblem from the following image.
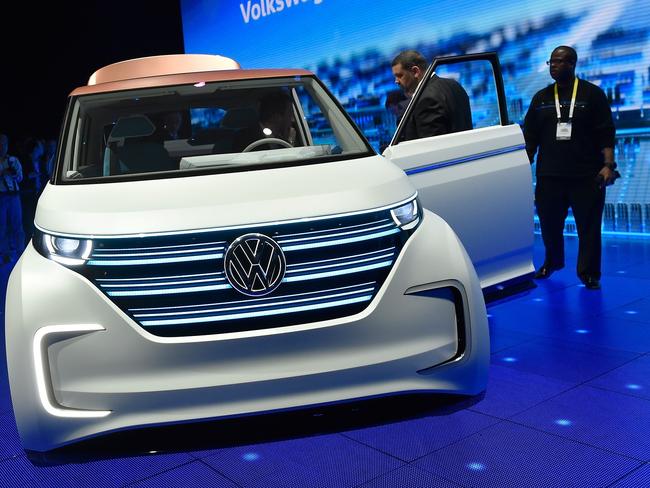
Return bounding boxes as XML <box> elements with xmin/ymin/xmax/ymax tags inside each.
<box><xmin>224</xmin><ymin>233</ymin><xmax>286</xmax><ymax>296</ymax></box>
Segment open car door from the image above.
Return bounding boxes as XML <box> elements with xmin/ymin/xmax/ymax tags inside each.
<box><xmin>383</xmin><ymin>52</ymin><xmax>534</xmax><ymax>292</ymax></box>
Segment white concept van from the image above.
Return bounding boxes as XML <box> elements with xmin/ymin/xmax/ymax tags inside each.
<box><xmin>5</xmin><ymin>53</ymin><xmax>533</xmax><ymax>451</ymax></box>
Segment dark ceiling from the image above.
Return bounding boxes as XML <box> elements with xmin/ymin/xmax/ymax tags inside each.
<box><xmin>2</xmin><ymin>1</ymin><xmax>185</xmax><ymax>146</ymax></box>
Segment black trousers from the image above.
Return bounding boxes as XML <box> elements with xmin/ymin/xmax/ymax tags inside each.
<box><xmin>535</xmin><ymin>176</ymin><xmax>606</xmax><ymax>279</ymax></box>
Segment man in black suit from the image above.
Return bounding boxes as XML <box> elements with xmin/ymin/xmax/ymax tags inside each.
<box><xmin>391</xmin><ymin>50</ymin><xmax>472</xmax><ymax>141</ymax></box>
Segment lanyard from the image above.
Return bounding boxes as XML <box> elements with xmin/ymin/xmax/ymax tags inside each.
<box><xmin>554</xmin><ymin>77</ymin><xmax>579</xmax><ymax>121</ymax></box>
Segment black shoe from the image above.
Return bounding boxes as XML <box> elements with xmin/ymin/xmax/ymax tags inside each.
<box><xmin>581</xmin><ymin>276</ymin><xmax>601</xmax><ymax>290</ymax></box>
<box><xmin>534</xmin><ymin>264</ymin><xmax>562</xmax><ymax>279</ymax></box>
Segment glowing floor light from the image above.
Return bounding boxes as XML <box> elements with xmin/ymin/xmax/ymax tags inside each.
<box><xmin>466</xmin><ymin>462</ymin><xmax>486</xmax><ymax>471</ymax></box>
<box><xmin>555</xmin><ymin>419</ymin><xmax>572</xmax><ymax>426</ymax></box>
<box><xmin>242</xmin><ymin>452</ymin><xmax>260</xmax><ymax>461</ymax></box>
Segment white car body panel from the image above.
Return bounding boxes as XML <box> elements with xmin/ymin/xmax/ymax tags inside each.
<box><xmin>385</xmin><ymin>124</ymin><xmax>535</xmax><ymax>288</ymax></box>
<box><xmin>35</xmin><ymin>155</ymin><xmax>413</xmax><ymax>236</ymax></box>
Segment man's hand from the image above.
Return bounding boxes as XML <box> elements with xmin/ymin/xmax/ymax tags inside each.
<box><xmin>597</xmin><ymin>165</ymin><xmax>616</xmax><ymax>187</ymax></box>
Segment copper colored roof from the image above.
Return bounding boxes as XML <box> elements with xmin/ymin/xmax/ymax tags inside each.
<box><xmin>71</xmin><ymin>68</ymin><xmax>314</xmax><ymax>97</ymax></box>
<box><xmin>88</xmin><ymin>54</ymin><xmax>242</xmax><ymax>85</ymax></box>
<box><xmin>71</xmin><ymin>54</ymin><xmax>313</xmax><ymax>96</ymax></box>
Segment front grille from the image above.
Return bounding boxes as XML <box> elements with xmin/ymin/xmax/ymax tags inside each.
<box><xmin>76</xmin><ymin>207</ymin><xmax>413</xmax><ymax>337</ymax></box>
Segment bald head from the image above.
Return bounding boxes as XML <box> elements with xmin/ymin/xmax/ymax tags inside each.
<box><xmin>549</xmin><ymin>46</ymin><xmax>577</xmax><ymax>83</ymax></box>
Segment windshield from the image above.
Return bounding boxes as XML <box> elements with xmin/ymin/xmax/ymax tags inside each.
<box><xmin>56</xmin><ymin>76</ymin><xmax>373</xmax><ymax>183</ymax></box>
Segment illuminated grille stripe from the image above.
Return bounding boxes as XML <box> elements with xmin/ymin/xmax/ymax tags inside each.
<box><xmin>91</xmin><ymin>245</ymin><xmax>225</xmax><ymax>258</ymax></box>
<box><xmin>276</xmin><ymin>218</ymin><xmax>392</xmax><ymax>240</ymax></box>
<box><xmin>280</xmin><ymin>228</ymin><xmax>400</xmax><ymax>251</ymax></box>
<box><xmin>107</xmin><ymin>283</ymin><xmax>231</xmax><ymax>297</ymax></box>
<box><xmin>277</xmin><ymin>221</ymin><xmax>395</xmax><ymax>245</ymax></box>
<box><xmin>100</xmin><ymin>276</ymin><xmax>227</xmax><ymax>288</ymax></box>
<box><xmin>92</xmin><ymin>241</ymin><xmax>227</xmax><ymax>253</ymax></box>
<box><xmin>132</xmin><ymin>285</ymin><xmax>375</xmax><ymax>319</ymax></box>
<box><xmin>96</xmin><ymin>271</ymin><xmax>223</xmax><ymax>283</ymax></box>
<box><xmin>139</xmin><ymin>294</ymin><xmax>374</xmax><ymax>326</ymax></box>
<box><xmin>87</xmin><ymin>252</ymin><xmax>224</xmax><ymax>266</ymax></box>
<box><xmin>129</xmin><ymin>282</ymin><xmax>376</xmax><ymax>313</ymax></box>
<box><xmin>285</xmin><ymin>260</ymin><xmax>393</xmax><ymax>282</ymax></box>
<box><xmin>286</xmin><ymin>247</ymin><xmax>395</xmax><ymax>269</ymax></box>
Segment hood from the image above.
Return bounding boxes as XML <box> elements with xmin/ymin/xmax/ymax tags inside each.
<box><xmin>35</xmin><ymin>156</ymin><xmax>415</xmax><ymax>236</ymax></box>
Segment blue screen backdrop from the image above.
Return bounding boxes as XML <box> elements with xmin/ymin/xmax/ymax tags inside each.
<box><xmin>181</xmin><ymin>0</ymin><xmax>650</xmax><ymax>234</ymax></box>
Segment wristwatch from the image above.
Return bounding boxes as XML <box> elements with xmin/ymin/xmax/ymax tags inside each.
<box><xmin>603</xmin><ymin>161</ymin><xmax>617</xmax><ymax>170</ymax></box>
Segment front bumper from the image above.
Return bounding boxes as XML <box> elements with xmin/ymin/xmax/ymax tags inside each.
<box><xmin>6</xmin><ymin>210</ymin><xmax>488</xmax><ymax>451</ymax></box>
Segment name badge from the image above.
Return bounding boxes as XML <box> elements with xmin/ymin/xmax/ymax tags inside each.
<box><xmin>556</xmin><ymin>122</ymin><xmax>572</xmax><ymax>140</ymax></box>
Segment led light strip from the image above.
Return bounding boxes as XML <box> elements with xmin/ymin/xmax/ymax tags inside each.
<box><xmin>92</xmin><ymin>245</ymin><xmax>225</xmax><ymax>258</ymax></box>
<box><xmin>140</xmin><ymin>295</ymin><xmax>373</xmax><ymax>326</ymax></box>
<box><xmin>100</xmin><ymin>276</ymin><xmax>228</xmax><ymax>288</ymax></box>
<box><xmin>280</xmin><ymin>228</ymin><xmax>400</xmax><ymax>251</ymax></box>
<box><xmin>286</xmin><ymin>247</ymin><xmax>395</xmax><ymax>269</ymax></box>
<box><xmin>133</xmin><ymin>286</ymin><xmax>375</xmax><ymax>319</ymax></box>
<box><xmin>87</xmin><ymin>252</ymin><xmax>224</xmax><ymax>266</ymax></box>
<box><xmin>107</xmin><ymin>283</ymin><xmax>231</xmax><ymax>297</ymax></box>
<box><xmin>276</xmin><ymin>218</ymin><xmax>392</xmax><ymax>240</ymax></box>
<box><xmin>285</xmin><ymin>260</ymin><xmax>393</xmax><ymax>282</ymax></box>
<box><xmin>277</xmin><ymin>221</ymin><xmax>396</xmax><ymax>245</ymax></box>
<box><xmin>287</xmin><ymin>251</ymin><xmax>395</xmax><ymax>274</ymax></box>
<box><xmin>33</xmin><ymin>324</ymin><xmax>111</xmax><ymax>418</ymax></box>
<box><xmin>92</xmin><ymin>241</ymin><xmax>227</xmax><ymax>253</ymax></box>
<box><xmin>97</xmin><ymin>271</ymin><xmax>224</xmax><ymax>283</ymax></box>
<box><xmin>129</xmin><ymin>281</ymin><xmax>376</xmax><ymax>313</ymax></box>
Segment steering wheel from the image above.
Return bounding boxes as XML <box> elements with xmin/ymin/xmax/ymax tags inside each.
<box><xmin>243</xmin><ymin>137</ymin><xmax>293</xmax><ymax>152</ymax></box>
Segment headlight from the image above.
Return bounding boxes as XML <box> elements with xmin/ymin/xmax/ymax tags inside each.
<box><xmin>390</xmin><ymin>197</ymin><xmax>421</xmax><ymax>230</ymax></box>
<box><xmin>34</xmin><ymin>229</ymin><xmax>93</xmax><ymax>266</ymax></box>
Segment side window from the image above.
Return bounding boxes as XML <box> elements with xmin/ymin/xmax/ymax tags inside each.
<box><xmin>434</xmin><ymin>60</ymin><xmax>501</xmax><ymax>129</ymax></box>
<box><xmin>393</xmin><ymin>53</ymin><xmax>508</xmax><ymax>145</ymax></box>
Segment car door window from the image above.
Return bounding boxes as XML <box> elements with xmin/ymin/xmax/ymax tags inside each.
<box><xmin>434</xmin><ymin>60</ymin><xmax>501</xmax><ymax>129</ymax></box>
<box><xmin>392</xmin><ymin>53</ymin><xmax>509</xmax><ymax>146</ymax></box>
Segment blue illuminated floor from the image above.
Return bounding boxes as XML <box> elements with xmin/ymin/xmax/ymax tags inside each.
<box><xmin>1</xmin><ymin>235</ymin><xmax>650</xmax><ymax>487</ymax></box>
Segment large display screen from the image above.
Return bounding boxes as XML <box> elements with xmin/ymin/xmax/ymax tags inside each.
<box><xmin>182</xmin><ymin>0</ymin><xmax>650</xmax><ymax>234</ymax></box>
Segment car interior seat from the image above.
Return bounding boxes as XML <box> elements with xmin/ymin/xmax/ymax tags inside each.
<box><xmin>105</xmin><ymin>115</ymin><xmax>176</xmax><ymax>175</ymax></box>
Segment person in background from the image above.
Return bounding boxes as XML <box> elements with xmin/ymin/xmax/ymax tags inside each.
<box><xmin>160</xmin><ymin>111</ymin><xmax>183</xmax><ymax>140</ymax></box>
<box><xmin>19</xmin><ymin>137</ymin><xmax>45</xmax><ymax>245</ymax></box>
<box><xmin>384</xmin><ymin>89</ymin><xmax>409</xmax><ymax>126</ymax></box>
<box><xmin>0</xmin><ymin>133</ymin><xmax>25</xmax><ymax>263</ymax></box>
<box><xmin>391</xmin><ymin>50</ymin><xmax>472</xmax><ymax>141</ymax></box>
<box><xmin>234</xmin><ymin>92</ymin><xmax>297</xmax><ymax>151</ymax></box>
<box><xmin>43</xmin><ymin>138</ymin><xmax>57</xmax><ymax>177</ymax></box>
<box><xmin>523</xmin><ymin>46</ymin><xmax>617</xmax><ymax>290</ymax></box>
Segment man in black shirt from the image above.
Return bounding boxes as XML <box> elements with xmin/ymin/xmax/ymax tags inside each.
<box><xmin>524</xmin><ymin>46</ymin><xmax>617</xmax><ymax>289</ymax></box>
<box><xmin>391</xmin><ymin>50</ymin><xmax>472</xmax><ymax>141</ymax></box>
